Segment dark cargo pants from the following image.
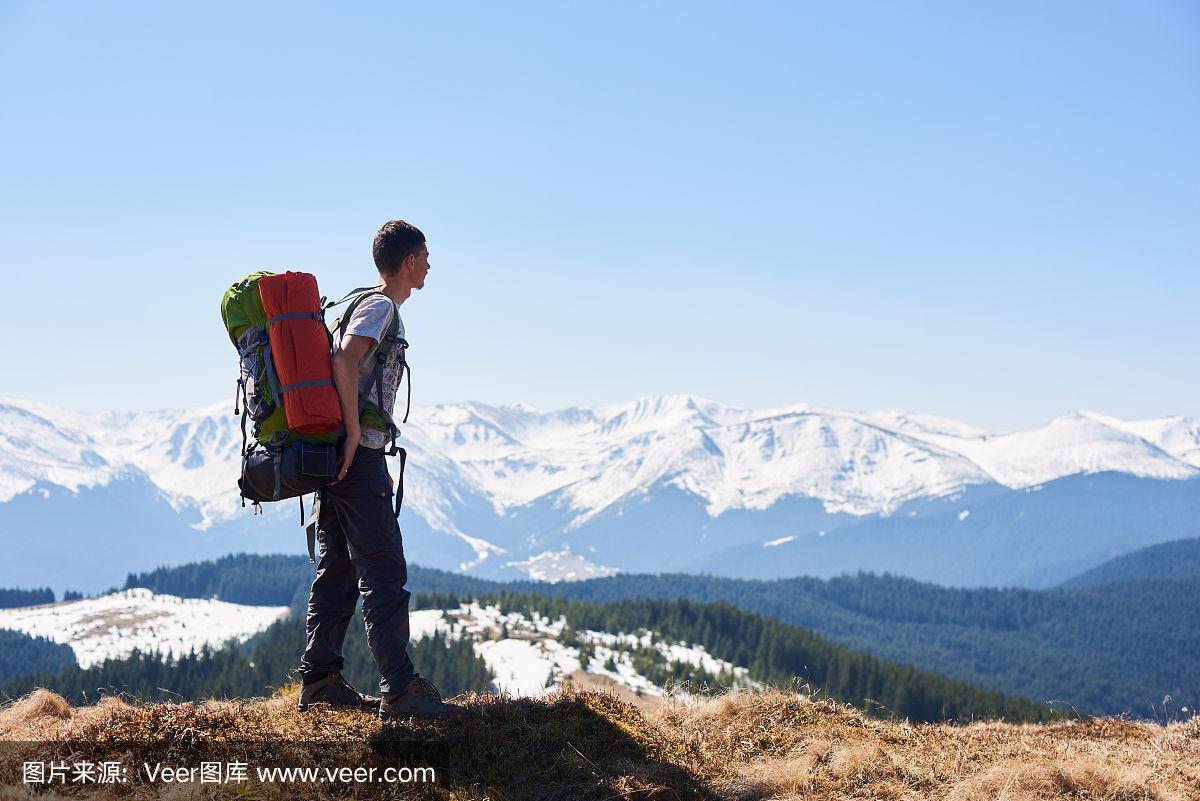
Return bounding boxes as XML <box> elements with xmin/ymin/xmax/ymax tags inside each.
<box><xmin>298</xmin><ymin>444</ymin><xmax>415</xmax><ymax>695</ymax></box>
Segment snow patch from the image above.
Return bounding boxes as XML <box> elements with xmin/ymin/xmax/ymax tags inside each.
<box><xmin>503</xmin><ymin>547</ymin><xmax>619</xmax><ymax>583</ymax></box>
<box><xmin>0</xmin><ymin>588</ymin><xmax>288</xmax><ymax>669</ymax></box>
<box><xmin>453</xmin><ymin>531</ymin><xmax>507</xmax><ymax>571</ymax></box>
<box><xmin>404</xmin><ymin>601</ymin><xmax>759</xmax><ymax>699</ymax></box>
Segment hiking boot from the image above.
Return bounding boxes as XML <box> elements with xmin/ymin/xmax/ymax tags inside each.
<box><xmin>297</xmin><ymin>673</ymin><xmax>380</xmax><ymax>712</ymax></box>
<box><xmin>378</xmin><ymin>676</ymin><xmax>460</xmax><ymax>720</ymax></box>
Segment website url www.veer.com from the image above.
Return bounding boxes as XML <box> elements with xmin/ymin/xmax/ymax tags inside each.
<box><xmin>23</xmin><ymin>760</ymin><xmax>436</xmax><ymax>786</ymax></box>
<box><xmin>253</xmin><ymin>765</ymin><xmax>436</xmax><ymax>784</ymax></box>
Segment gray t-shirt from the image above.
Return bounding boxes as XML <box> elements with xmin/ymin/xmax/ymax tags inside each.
<box><xmin>334</xmin><ymin>293</ymin><xmax>406</xmax><ymax>450</ymax></box>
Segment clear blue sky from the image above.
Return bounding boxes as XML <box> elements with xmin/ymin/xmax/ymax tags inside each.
<box><xmin>2</xmin><ymin>1</ymin><xmax>1196</xmax><ymax>431</ymax></box>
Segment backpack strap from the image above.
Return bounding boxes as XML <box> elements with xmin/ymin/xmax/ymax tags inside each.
<box><xmin>393</xmin><ymin>447</ymin><xmax>407</xmax><ymax>519</ymax></box>
<box><xmin>267</xmin><ymin>431</ymin><xmax>286</xmax><ymax>501</ymax></box>
<box><xmin>333</xmin><ymin>290</ymin><xmax>410</xmax><ymax>451</ymax></box>
<box><xmin>324</xmin><ymin>284</ymin><xmax>382</xmax><ymax>312</ymax></box>
<box><xmin>234</xmin><ymin>377</ymin><xmax>249</xmax><ymax>508</ymax></box>
<box><xmin>330</xmin><ymin>290</ymin><xmax>380</xmax><ymax>342</ymax></box>
<box><xmin>305</xmin><ymin>491</ymin><xmax>321</xmax><ymax>564</ymax></box>
<box><xmin>266</xmin><ymin>311</ymin><xmax>324</xmax><ymax>325</ymax></box>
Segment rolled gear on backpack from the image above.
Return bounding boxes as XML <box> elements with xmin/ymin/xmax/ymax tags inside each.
<box><xmin>257</xmin><ymin>272</ymin><xmax>342</xmax><ymax>434</ymax></box>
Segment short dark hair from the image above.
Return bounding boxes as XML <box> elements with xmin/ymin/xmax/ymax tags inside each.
<box><xmin>372</xmin><ymin>220</ymin><xmax>426</xmax><ymax>275</ymax></box>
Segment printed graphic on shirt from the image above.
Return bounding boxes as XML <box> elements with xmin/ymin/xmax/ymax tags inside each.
<box><xmin>378</xmin><ymin>340</ymin><xmax>406</xmax><ymax>424</ymax></box>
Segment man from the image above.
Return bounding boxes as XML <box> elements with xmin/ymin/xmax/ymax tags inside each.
<box><xmin>297</xmin><ymin>219</ymin><xmax>457</xmax><ymax>719</ymax></box>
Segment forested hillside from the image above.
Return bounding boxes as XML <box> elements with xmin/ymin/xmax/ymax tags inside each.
<box><xmin>72</xmin><ymin>552</ymin><xmax>1200</xmax><ymax>717</ymax></box>
<box><xmin>529</xmin><ymin>571</ymin><xmax>1200</xmax><ymax>717</ymax></box>
<box><xmin>3</xmin><ymin>574</ymin><xmax>1053</xmax><ymax>723</ymax></box>
<box><xmin>0</xmin><ymin>629</ymin><xmax>76</xmax><ymax>685</ymax></box>
<box><xmin>1060</xmin><ymin>537</ymin><xmax>1200</xmax><ymax>588</ymax></box>
<box><xmin>0</xmin><ymin>587</ymin><xmax>54</xmax><ymax>608</ymax></box>
<box><xmin>123</xmin><ymin>554</ymin><xmax>497</xmax><ymax>607</ymax></box>
<box><xmin>478</xmin><ymin>591</ymin><xmax>1055</xmax><ymax>722</ymax></box>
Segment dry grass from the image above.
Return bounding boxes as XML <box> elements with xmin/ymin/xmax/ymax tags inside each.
<box><xmin>0</xmin><ymin>684</ymin><xmax>1195</xmax><ymax>800</ymax></box>
<box><xmin>654</xmin><ymin>689</ymin><xmax>1198</xmax><ymax>800</ymax></box>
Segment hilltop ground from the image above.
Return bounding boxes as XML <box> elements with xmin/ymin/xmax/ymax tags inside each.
<box><xmin>0</xmin><ymin>683</ymin><xmax>1196</xmax><ymax>800</ymax></box>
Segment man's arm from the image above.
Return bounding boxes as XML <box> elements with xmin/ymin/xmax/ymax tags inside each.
<box><xmin>331</xmin><ymin>333</ymin><xmax>374</xmax><ymax>482</ymax></box>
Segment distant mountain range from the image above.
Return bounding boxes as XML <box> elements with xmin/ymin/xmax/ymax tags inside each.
<box><xmin>1</xmin><ymin>395</ymin><xmax>1197</xmax><ymax>592</ymax></box>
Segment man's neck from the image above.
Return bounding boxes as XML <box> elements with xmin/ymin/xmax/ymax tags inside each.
<box><xmin>378</xmin><ymin>276</ymin><xmax>414</xmax><ymax>306</ymax></box>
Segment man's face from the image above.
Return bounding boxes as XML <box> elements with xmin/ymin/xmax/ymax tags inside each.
<box><xmin>407</xmin><ymin>245</ymin><xmax>430</xmax><ymax>289</ymax></box>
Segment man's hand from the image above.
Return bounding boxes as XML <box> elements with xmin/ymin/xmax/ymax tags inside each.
<box><xmin>330</xmin><ymin>333</ymin><xmax>374</xmax><ymax>484</ymax></box>
<box><xmin>335</xmin><ymin>433</ymin><xmax>359</xmax><ymax>483</ymax></box>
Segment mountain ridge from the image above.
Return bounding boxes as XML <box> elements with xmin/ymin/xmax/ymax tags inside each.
<box><xmin>2</xmin><ymin>394</ymin><xmax>1198</xmax><ymax>588</ymax></box>
<box><xmin>4</xmin><ymin>393</ymin><xmax>1196</xmax><ymax>520</ymax></box>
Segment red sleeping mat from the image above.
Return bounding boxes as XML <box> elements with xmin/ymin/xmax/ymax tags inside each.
<box><xmin>257</xmin><ymin>272</ymin><xmax>342</xmax><ymax>434</ymax></box>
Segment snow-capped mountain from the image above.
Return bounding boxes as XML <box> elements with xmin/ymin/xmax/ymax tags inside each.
<box><xmin>1</xmin><ymin>395</ymin><xmax>1197</xmax><ymax>591</ymax></box>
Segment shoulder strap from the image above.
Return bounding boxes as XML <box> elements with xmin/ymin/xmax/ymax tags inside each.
<box><xmin>376</xmin><ymin>298</ymin><xmax>403</xmax><ymax>357</ymax></box>
<box><xmin>334</xmin><ymin>288</ymin><xmax>412</xmax><ymax>446</ymax></box>
<box><xmin>324</xmin><ymin>284</ymin><xmax>380</xmax><ymax>312</ymax></box>
<box><xmin>331</xmin><ymin>289</ymin><xmax>385</xmax><ymax>341</ymax></box>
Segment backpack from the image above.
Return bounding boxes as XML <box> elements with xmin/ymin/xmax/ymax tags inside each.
<box><xmin>221</xmin><ymin>269</ymin><xmax>342</xmax><ymax>506</ymax></box>
<box><xmin>220</xmin><ymin>274</ymin><xmax>411</xmax><ymax>563</ymax></box>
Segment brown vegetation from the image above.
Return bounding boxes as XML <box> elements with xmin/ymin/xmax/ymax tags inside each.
<box><xmin>0</xmin><ymin>684</ymin><xmax>1195</xmax><ymax>800</ymax></box>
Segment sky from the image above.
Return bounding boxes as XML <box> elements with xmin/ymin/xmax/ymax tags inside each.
<box><xmin>1</xmin><ymin>1</ymin><xmax>1196</xmax><ymax>431</ymax></box>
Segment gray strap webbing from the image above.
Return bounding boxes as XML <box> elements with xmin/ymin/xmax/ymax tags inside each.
<box><xmin>236</xmin><ymin>378</ymin><xmax>248</xmax><ymax>508</ymax></box>
<box><xmin>263</xmin><ymin>343</ymin><xmax>282</xmax><ymax>403</ymax></box>
<box><xmin>268</xmin><ymin>432</ymin><xmax>284</xmax><ymax>501</ymax></box>
<box><xmin>325</xmin><ymin>285</ymin><xmax>381</xmax><ymax>311</ymax></box>
<box><xmin>374</xmin><ymin>355</ymin><xmax>386</xmax><ymax>428</ymax></box>
<box><xmin>332</xmin><ymin>290</ymin><xmax>385</xmax><ymax>349</ymax></box>
<box><xmin>394</xmin><ymin>447</ymin><xmax>406</xmax><ymax>519</ymax></box>
<box><xmin>400</xmin><ymin>360</ymin><xmax>411</xmax><ymax>424</ymax></box>
<box><xmin>280</xmin><ymin>378</ymin><xmax>335</xmax><ymax>394</ymax></box>
<box><xmin>266</xmin><ymin>312</ymin><xmax>323</xmax><ymax>325</ymax></box>
<box><xmin>305</xmin><ymin>492</ymin><xmax>322</xmax><ymax>564</ymax></box>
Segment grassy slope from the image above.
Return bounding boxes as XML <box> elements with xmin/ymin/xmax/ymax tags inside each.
<box><xmin>0</xmin><ymin>686</ymin><xmax>1196</xmax><ymax>800</ymax></box>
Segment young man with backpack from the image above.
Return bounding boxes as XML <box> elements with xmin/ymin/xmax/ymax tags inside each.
<box><xmin>296</xmin><ymin>219</ymin><xmax>458</xmax><ymax>719</ymax></box>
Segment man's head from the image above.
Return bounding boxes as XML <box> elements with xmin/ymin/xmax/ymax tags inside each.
<box><xmin>373</xmin><ymin>220</ymin><xmax>430</xmax><ymax>290</ymax></box>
